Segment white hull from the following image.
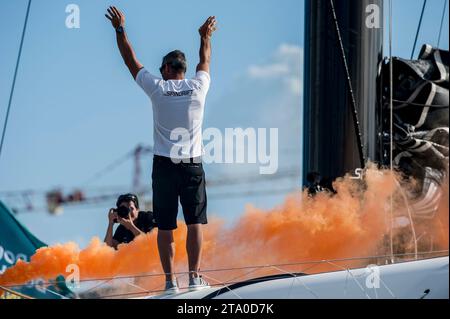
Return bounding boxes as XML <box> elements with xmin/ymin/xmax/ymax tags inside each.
<box><xmin>146</xmin><ymin>257</ymin><xmax>449</xmax><ymax>299</ymax></box>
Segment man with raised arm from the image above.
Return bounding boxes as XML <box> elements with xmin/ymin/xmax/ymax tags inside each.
<box><xmin>105</xmin><ymin>6</ymin><xmax>217</xmax><ymax>294</ymax></box>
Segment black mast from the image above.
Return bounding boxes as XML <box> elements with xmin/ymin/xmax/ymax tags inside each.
<box><xmin>303</xmin><ymin>0</ymin><xmax>384</xmax><ymax>186</ymax></box>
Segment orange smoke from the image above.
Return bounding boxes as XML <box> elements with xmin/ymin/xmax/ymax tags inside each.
<box><xmin>430</xmin><ymin>180</ymin><xmax>449</xmax><ymax>250</ymax></box>
<box><xmin>0</xmin><ymin>165</ymin><xmax>448</xmax><ymax>295</ymax></box>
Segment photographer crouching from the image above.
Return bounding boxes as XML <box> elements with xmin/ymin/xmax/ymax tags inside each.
<box><xmin>104</xmin><ymin>193</ymin><xmax>157</xmax><ymax>249</ymax></box>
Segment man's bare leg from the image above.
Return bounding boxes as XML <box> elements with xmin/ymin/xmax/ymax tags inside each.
<box><xmin>186</xmin><ymin>224</ymin><xmax>203</xmax><ymax>279</ymax></box>
<box><xmin>157</xmin><ymin>229</ymin><xmax>175</xmax><ymax>282</ymax></box>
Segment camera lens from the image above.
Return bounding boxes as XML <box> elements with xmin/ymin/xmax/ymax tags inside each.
<box><xmin>116</xmin><ymin>206</ymin><xmax>130</xmax><ymax>218</ymax></box>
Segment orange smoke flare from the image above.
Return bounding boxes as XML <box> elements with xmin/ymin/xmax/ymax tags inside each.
<box><xmin>0</xmin><ymin>165</ymin><xmax>448</xmax><ymax>295</ymax></box>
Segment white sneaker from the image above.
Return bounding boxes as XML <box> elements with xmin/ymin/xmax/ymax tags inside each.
<box><xmin>188</xmin><ymin>276</ymin><xmax>210</xmax><ymax>291</ymax></box>
<box><xmin>164</xmin><ymin>279</ymin><xmax>179</xmax><ymax>294</ymax></box>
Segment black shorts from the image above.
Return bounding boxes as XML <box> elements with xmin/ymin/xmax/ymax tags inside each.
<box><xmin>152</xmin><ymin>155</ymin><xmax>207</xmax><ymax>230</ymax></box>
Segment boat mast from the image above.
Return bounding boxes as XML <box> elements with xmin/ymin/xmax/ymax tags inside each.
<box><xmin>303</xmin><ymin>0</ymin><xmax>384</xmax><ymax>186</ymax></box>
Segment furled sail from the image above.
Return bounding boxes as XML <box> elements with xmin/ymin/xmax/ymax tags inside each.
<box><xmin>381</xmin><ymin>44</ymin><xmax>449</xmax><ymax>217</ymax></box>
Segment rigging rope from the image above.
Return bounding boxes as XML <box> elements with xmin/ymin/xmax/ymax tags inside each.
<box><xmin>7</xmin><ymin>250</ymin><xmax>444</xmax><ymax>299</ymax></box>
<box><xmin>437</xmin><ymin>0</ymin><xmax>448</xmax><ymax>47</ymax></box>
<box><xmin>0</xmin><ymin>0</ymin><xmax>32</xmax><ymax>162</ymax></box>
<box><xmin>389</xmin><ymin>0</ymin><xmax>395</xmax><ymax>263</ymax></box>
<box><xmin>396</xmin><ymin>179</ymin><xmax>418</xmax><ymax>260</ymax></box>
<box><xmin>328</xmin><ymin>0</ymin><xmax>366</xmax><ymax>169</ymax></box>
<box><xmin>411</xmin><ymin>0</ymin><xmax>427</xmax><ymax>59</ymax></box>
<box><xmin>2</xmin><ymin>250</ymin><xmax>447</xmax><ymax>290</ymax></box>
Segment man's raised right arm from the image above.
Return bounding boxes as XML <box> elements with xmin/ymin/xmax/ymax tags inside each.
<box><xmin>105</xmin><ymin>6</ymin><xmax>143</xmax><ymax>80</ymax></box>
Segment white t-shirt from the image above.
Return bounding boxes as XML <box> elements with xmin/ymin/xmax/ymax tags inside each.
<box><xmin>135</xmin><ymin>68</ymin><xmax>210</xmax><ymax>159</ymax></box>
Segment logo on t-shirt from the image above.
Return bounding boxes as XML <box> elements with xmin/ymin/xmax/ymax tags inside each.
<box><xmin>164</xmin><ymin>90</ymin><xmax>194</xmax><ymax>97</ymax></box>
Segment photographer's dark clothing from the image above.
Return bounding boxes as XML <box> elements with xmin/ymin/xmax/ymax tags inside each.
<box><xmin>152</xmin><ymin>155</ymin><xmax>208</xmax><ymax>230</ymax></box>
<box><xmin>113</xmin><ymin>211</ymin><xmax>156</xmax><ymax>244</ymax></box>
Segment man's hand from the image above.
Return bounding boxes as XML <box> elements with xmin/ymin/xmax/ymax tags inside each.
<box><xmin>118</xmin><ymin>216</ymin><xmax>143</xmax><ymax>236</ymax></box>
<box><xmin>198</xmin><ymin>16</ymin><xmax>217</xmax><ymax>39</ymax></box>
<box><xmin>105</xmin><ymin>6</ymin><xmax>125</xmax><ymax>29</ymax></box>
<box><xmin>117</xmin><ymin>215</ymin><xmax>134</xmax><ymax>229</ymax></box>
<box><xmin>108</xmin><ymin>208</ymin><xmax>118</xmax><ymax>225</ymax></box>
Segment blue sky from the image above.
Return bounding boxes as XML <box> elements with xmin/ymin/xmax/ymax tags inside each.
<box><xmin>0</xmin><ymin>0</ymin><xmax>448</xmax><ymax>246</ymax></box>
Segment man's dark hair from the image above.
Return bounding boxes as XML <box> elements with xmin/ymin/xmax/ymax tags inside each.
<box><xmin>160</xmin><ymin>50</ymin><xmax>187</xmax><ymax>74</ymax></box>
<box><xmin>116</xmin><ymin>193</ymin><xmax>139</xmax><ymax>209</ymax></box>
